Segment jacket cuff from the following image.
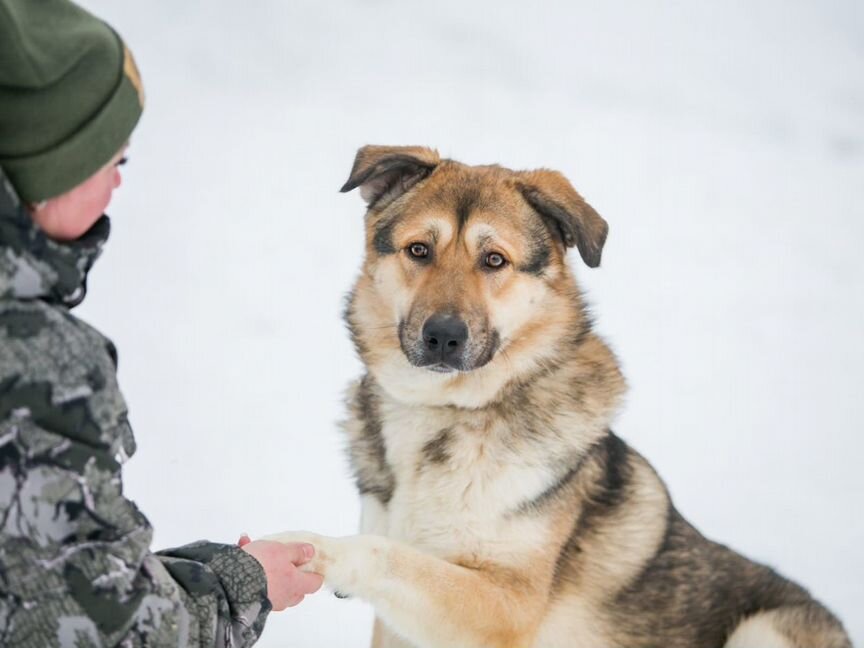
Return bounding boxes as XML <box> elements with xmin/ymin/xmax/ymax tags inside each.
<box><xmin>157</xmin><ymin>541</ymin><xmax>271</xmax><ymax>642</ymax></box>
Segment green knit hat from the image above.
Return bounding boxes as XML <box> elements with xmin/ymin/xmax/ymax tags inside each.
<box><xmin>0</xmin><ymin>0</ymin><xmax>144</xmax><ymax>203</ymax></box>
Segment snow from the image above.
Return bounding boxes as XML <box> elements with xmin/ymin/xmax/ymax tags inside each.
<box><xmin>74</xmin><ymin>1</ymin><xmax>864</xmax><ymax>645</ymax></box>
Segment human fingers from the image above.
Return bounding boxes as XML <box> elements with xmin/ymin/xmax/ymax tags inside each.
<box><xmin>238</xmin><ymin>533</ymin><xmax>251</xmax><ymax>548</ymax></box>
<box><xmin>286</xmin><ymin>593</ymin><xmax>305</xmax><ymax>608</ymax></box>
<box><xmin>278</xmin><ymin>541</ymin><xmax>315</xmax><ymax>566</ymax></box>
<box><xmin>297</xmin><ymin>570</ymin><xmax>324</xmax><ymax>595</ymax></box>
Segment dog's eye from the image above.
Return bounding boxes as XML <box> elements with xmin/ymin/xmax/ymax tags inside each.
<box><xmin>485</xmin><ymin>252</ymin><xmax>507</xmax><ymax>269</ymax></box>
<box><xmin>408</xmin><ymin>243</ymin><xmax>429</xmax><ymax>259</ymax></box>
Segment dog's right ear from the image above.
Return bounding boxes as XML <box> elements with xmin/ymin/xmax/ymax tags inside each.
<box><xmin>516</xmin><ymin>169</ymin><xmax>608</xmax><ymax>268</ymax></box>
<box><xmin>340</xmin><ymin>145</ymin><xmax>440</xmax><ymax>209</ymax></box>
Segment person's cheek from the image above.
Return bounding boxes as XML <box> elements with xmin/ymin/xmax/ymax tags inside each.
<box><xmin>102</xmin><ymin>172</ymin><xmax>119</xmax><ymax>212</ymax></box>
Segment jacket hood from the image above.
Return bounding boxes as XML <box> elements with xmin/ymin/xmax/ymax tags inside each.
<box><xmin>0</xmin><ymin>171</ymin><xmax>109</xmax><ymax>307</ymax></box>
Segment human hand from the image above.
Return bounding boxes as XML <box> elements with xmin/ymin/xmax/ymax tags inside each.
<box><xmin>238</xmin><ymin>534</ymin><xmax>324</xmax><ymax>610</ymax></box>
<box><xmin>262</xmin><ymin>531</ymin><xmax>386</xmax><ymax>601</ymax></box>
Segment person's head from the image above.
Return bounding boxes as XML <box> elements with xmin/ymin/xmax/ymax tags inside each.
<box><xmin>29</xmin><ymin>145</ymin><xmax>129</xmax><ymax>241</ymax></box>
<box><xmin>0</xmin><ymin>0</ymin><xmax>144</xmax><ymax>241</ymax></box>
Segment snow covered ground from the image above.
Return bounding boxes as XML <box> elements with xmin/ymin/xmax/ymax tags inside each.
<box><xmin>76</xmin><ymin>1</ymin><xmax>864</xmax><ymax>645</ymax></box>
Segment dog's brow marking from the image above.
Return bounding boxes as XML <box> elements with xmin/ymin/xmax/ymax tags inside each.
<box><xmin>426</xmin><ymin>217</ymin><xmax>454</xmax><ymax>245</ymax></box>
<box><xmin>466</xmin><ymin>223</ymin><xmax>498</xmax><ymax>248</ymax></box>
<box><xmin>476</xmin><ymin>233</ymin><xmax>493</xmax><ymax>249</ymax></box>
<box><xmin>417</xmin><ymin>221</ymin><xmax>444</xmax><ymax>245</ymax></box>
<box><xmin>465</xmin><ymin>224</ymin><xmax>510</xmax><ymax>265</ymax></box>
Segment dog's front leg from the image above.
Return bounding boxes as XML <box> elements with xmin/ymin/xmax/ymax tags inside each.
<box><xmin>359</xmin><ymin>497</ymin><xmax>409</xmax><ymax>647</ymax></box>
<box><xmin>266</xmin><ymin>532</ymin><xmax>540</xmax><ymax>648</ymax></box>
<box><xmin>371</xmin><ymin>618</ymin><xmax>414</xmax><ymax>648</ymax></box>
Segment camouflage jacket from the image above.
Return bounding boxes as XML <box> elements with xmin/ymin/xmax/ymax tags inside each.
<box><xmin>0</xmin><ymin>171</ymin><xmax>271</xmax><ymax>647</ymax></box>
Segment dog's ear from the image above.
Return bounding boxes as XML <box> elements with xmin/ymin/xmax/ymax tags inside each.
<box><xmin>340</xmin><ymin>145</ymin><xmax>441</xmax><ymax>209</ymax></box>
<box><xmin>517</xmin><ymin>169</ymin><xmax>608</xmax><ymax>268</ymax></box>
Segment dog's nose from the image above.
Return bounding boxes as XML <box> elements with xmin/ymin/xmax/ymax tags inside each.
<box><xmin>423</xmin><ymin>315</ymin><xmax>468</xmax><ymax>359</ymax></box>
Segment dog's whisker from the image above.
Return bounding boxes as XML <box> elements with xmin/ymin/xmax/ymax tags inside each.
<box><xmin>499</xmin><ymin>348</ymin><xmax>511</xmax><ymax>367</ymax></box>
<box><xmin>365</xmin><ymin>324</ymin><xmax>399</xmax><ymax>331</ymax></box>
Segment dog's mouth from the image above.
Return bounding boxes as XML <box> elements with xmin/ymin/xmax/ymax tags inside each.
<box><xmin>426</xmin><ymin>363</ymin><xmax>456</xmax><ymax>374</ymax></box>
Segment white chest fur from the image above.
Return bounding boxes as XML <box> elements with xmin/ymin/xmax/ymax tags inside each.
<box><xmin>375</xmin><ymin>402</ymin><xmax>572</xmax><ymax>562</ymax></box>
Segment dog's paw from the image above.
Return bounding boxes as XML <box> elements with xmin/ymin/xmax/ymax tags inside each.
<box><xmin>263</xmin><ymin>532</ymin><xmax>386</xmax><ymax>599</ymax></box>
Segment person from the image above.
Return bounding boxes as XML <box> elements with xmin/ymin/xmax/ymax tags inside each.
<box><xmin>0</xmin><ymin>0</ymin><xmax>322</xmax><ymax>645</ymax></box>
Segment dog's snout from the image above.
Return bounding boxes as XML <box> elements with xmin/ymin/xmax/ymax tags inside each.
<box><xmin>423</xmin><ymin>315</ymin><xmax>468</xmax><ymax>359</ymax></box>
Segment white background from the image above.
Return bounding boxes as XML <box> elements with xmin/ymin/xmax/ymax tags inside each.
<box><xmin>75</xmin><ymin>1</ymin><xmax>863</xmax><ymax>645</ymax></box>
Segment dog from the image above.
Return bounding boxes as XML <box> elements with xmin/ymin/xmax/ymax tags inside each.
<box><xmin>269</xmin><ymin>146</ymin><xmax>852</xmax><ymax>648</ymax></box>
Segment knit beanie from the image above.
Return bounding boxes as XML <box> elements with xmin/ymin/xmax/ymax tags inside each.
<box><xmin>0</xmin><ymin>0</ymin><xmax>144</xmax><ymax>203</ymax></box>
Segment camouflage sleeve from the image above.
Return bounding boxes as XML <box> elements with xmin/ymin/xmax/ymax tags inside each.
<box><xmin>155</xmin><ymin>543</ymin><xmax>271</xmax><ymax>647</ymax></box>
<box><xmin>0</xmin><ymin>302</ymin><xmax>271</xmax><ymax>647</ymax></box>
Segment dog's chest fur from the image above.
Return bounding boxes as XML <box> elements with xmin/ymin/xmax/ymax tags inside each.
<box><xmin>371</xmin><ymin>399</ymin><xmax>571</xmax><ymax>560</ymax></box>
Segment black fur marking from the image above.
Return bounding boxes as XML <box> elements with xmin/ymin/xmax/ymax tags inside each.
<box><xmin>372</xmin><ymin>217</ymin><xmax>399</xmax><ymax>256</ymax></box>
<box><xmin>552</xmin><ymin>432</ymin><xmax>633</xmax><ymax>588</ymax></box>
<box><xmin>517</xmin><ymin>220</ymin><xmax>553</xmax><ymax>275</ymax></box>
<box><xmin>421</xmin><ymin>428</ymin><xmax>453</xmax><ymax>466</ymax></box>
<box><xmin>515</xmin><ymin>451</ymin><xmax>594</xmax><ymax>515</ymax></box>
<box><xmin>455</xmin><ymin>185</ymin><xmax>481</xmax><ymax>231</ymax></box>
<box><xmin>571</xmin><ymin>315</ymin><xmax>594</xmax><ymax>349</ymax></box>
<box><xmin>350</xmin><ymin>375</ymin><xmax>396</xmax><ymax>505</ymax></box>
<box><xmin>519</xmin><ymin>244</ymin><xmax>551</xmax><ymax>275</ymax></box>
<box><xmin>607</xmin><ymin>506</ymin><xmax>820</xmax><ymax>648</ymax></box>
<box><xmin>544</xmin><ymin>438</ymin><xmax>844</xmax><ymax>647</ymax></box>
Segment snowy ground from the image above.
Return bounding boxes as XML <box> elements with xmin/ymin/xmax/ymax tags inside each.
<box><xmin>76</xmin><ymin>1</ymin><xmax>864</xmax><ymax>645</ymax></box>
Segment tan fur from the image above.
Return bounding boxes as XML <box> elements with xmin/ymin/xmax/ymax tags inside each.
<box><xmin>269</xmin><ymin>147</ymin><xmax>851</xmax><ymax>648</ymax></box>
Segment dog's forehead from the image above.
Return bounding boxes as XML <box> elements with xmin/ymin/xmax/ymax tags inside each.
<box><xmin>406</xmin><ymin>161</ymin><xmax>526</xmax><ymax>221</ymax></box>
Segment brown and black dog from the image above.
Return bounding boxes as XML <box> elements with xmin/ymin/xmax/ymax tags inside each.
<box><xmin>270</xmin><ymin>146</ymin><xmax>851</xmax><ymax>648</ymax></box>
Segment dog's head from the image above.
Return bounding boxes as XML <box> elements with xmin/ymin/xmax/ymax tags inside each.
<box><xmin>343</xmin><ymin>145</ymin><xmax>608</xmax><ymax>407</ymax></box>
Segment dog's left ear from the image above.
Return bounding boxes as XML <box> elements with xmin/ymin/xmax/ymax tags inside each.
<box><xmin>340</xmin><ymin>145</ymin><xmax>441</xmax><ymax>209</ymax></box>
<box><xmin>517</xmin><ymin>170</ymin><xmax>609</xmax><ymax>268</ymax></box>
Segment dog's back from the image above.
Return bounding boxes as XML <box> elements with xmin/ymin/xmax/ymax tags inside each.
<box><xmin>534</xmin><ymin>435</ymin><xmax>848</xmax><ymax>648</ymax></box>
